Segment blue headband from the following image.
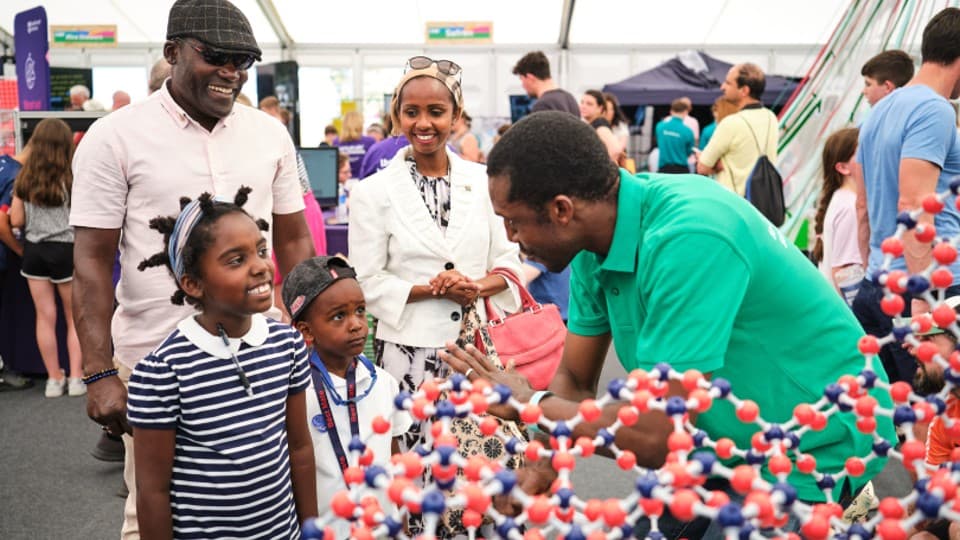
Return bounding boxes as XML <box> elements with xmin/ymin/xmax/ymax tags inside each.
<box><xmin>168</xmin><ymin>199</ymin><xmax>205</xmax><ymax>283</ymax></box>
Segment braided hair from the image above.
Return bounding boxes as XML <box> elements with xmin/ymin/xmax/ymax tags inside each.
<box><xmin>138</xmin><ymin>186</ymin><xmax>269</xmax><ymax>307</ymax></box>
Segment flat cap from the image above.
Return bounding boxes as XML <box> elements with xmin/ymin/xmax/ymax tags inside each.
<box><xmin>166</xmin><ymin>0</ymin><xmax>262</xmax><ymax>59</ymax></box>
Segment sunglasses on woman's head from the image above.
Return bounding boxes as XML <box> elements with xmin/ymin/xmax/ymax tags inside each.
<box><xmin>405</xmin><ymin>56</ymin><xmax>462</xmax><ymax>77</ymax></box>
<box><xmin>183</xmin><ymin>39</ymin><xmax>256</xmax><ymax>71</ymax></box>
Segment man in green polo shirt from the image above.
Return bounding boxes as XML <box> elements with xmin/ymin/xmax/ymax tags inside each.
<box><xmin>441</xmin><ymin>111</ymin><xmax>895</xmax><ymax>535</ymax></box>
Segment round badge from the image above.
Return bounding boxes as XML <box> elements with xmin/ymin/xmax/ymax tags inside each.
<box><xmin>311</xmin><ymin>414</ymin><xmax>328</xmax><ymax>433</ymax></box>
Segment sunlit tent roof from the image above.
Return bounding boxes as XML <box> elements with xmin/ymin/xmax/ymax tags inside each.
<box><xmin>603</xmin><ymin>51</ymin><xmax>799</xmax><ymax>107</ymax></box>
<box><xmin>1</xmin><ymin>0</ymin><xmax>845</xmax><ymax>49</ymax></box>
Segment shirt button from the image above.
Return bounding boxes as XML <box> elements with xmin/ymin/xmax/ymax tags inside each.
<box><xmin>611</xmin><ymin>288</ymin><xmax>620</xmax><ymax>296</ymax></box>
<box><xmin>450</xmin><ymin>312</ymin><xmax>461</xmax><ymax>322</ymax></box>
<box><xmin>444</xmin><ymin>262</ymin><xmax>455</xmax><ymax>270</ymax></box>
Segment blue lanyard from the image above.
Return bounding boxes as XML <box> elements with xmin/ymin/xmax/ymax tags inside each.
<box><xmin>309</xmin><ymin>352</ymin><xmax>377</xmax><ymax>405</ymax></box>
<box><xmin>309</xmin><ymin>352</ymin><xmax>377</xmax><ymax>475</ymax></box>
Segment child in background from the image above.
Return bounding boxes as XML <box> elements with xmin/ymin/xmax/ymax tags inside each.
<box><xmin>8</xmin><ymin>118</ymin><xmax>83</xmax><ymax>397</ymax></box>
<box><xmin>128</xmin><ymin>187</ymin><xmax>317</xmax><ymax>539</ymax></box>
<box><xmin>811</xmin><ymin>128</ymin><xmax>863</xmax><ymax>306</ymax></box>
<box><xmin>282</xmin><ymin>256</ymin><xmax>411</xmax><ymax>537</ymax></box>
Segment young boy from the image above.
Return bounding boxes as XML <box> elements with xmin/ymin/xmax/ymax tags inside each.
<box><xmin>861</xmin><ymin>49</ymin><xmax>915</xmax><ymax>106</ymax></box>
<box><xmin>282</xmin><ymin>256</ymin><xmax>411</xmax><ymax>535</ymax></box>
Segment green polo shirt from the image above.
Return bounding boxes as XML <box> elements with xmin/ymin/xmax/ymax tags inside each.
<box><xmin>654</xmin><ymin>115</ymin><xmax>695</xmax><ymax>167</ymax></box>
<box><xmin>568</xmin><ymin>171</ymin><xmax>895</xmax><ymax>501</ymax></box>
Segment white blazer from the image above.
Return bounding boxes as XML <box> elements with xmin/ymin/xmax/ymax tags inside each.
<box><xmin>349</xmin><ymin>149</ymin><xmax>522</xmax><ymax>348</ymax></box>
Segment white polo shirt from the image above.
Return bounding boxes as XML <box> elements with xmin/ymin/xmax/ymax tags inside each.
<box><xmin>70</xmin><ymin>81</ymin><xmax>304</xmax><ymax>368</ymax></box>
<box><xmin>307</xmin><ymin>363</ymin><xmax>411</xmax><ymax>537</ymax></box>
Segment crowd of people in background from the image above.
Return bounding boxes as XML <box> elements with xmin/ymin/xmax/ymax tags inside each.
<box><xmin>6</xmin><ymin>1</ymin><xmax>960</xmax><ymax>539</ymax></box>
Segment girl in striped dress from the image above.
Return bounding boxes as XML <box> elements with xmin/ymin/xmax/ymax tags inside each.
<box><xmin>126</xmin><ymin>187</ymin><xmax>317</xmax><ymax>539</ymax></box>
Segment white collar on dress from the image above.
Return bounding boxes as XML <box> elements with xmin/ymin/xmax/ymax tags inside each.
<box><xmin>176</xmin><ymin>313</ymin><xmax>269</xmax><ymax>359</ymax></box>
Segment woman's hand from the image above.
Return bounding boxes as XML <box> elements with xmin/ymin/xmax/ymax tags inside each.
<box><xmin>443</xmin><ymin>281</ymin><xmax>480</xmax><ymax>306</ymax></box>
<box><xmin>429</xmin><ymin>270</ymin><xmax>472</xmax><ymax>295</ymax></box>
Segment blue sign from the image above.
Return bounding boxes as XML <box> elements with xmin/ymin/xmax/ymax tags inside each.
<box><xmin>14</xmin><ymin>6</ymin><xmax>50</xmax><ymax>111</ymax></box>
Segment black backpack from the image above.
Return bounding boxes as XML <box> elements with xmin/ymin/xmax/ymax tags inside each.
<box><xmin>736</xmin><ymin>115</ymin><xmax>785</xmax><ymax>226</ymax></box>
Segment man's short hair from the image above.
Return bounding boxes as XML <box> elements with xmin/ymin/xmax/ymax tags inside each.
<box><xmin>324</xmin><ymin>124</ymin><xmax>338</xmax><ymax>136</ymax></box>
<box><xmin>670</xmin><ymin>98</ymin><xmax>689</xmax><ymax>113</ymax></box>
<box><xmin>259</xmin><ymin>96</ymin><xmax>280</xmax><ymax>110</ymax></box>
<box><xmin>922</xmin><ymin>7</ymin><xmax>960</xmax><ymax>66</ymax></box>
<box><xmin>861</xmin><ymin>50</ymin><xmax>914</xmax><ymax>87</ymax></box>
<box><xmin>486</xmin><ymin>111</ymin><xmax>618</xmax><ymax>210</ymax></box>
<box><xmin>149</xmin><ymin>58</ymin><xmax>172</xmax><ymax>93</ymax></box>
<box><xmin>69</xmin><ymin>85</ymin><xmax>90</xmax><ymax>99</ymax></box>
<box><xmin>512</xmin><ymin>51</ymin><xmax>551</xmax><ymax>80</ymax></box>
<box><xmin>734</xmin><ymin>63</ymin><xmax>766</xmax><ymax>100</ymax></box>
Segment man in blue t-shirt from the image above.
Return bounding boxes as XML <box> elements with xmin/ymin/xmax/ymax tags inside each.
<box><xmin>655</xmin><ymin>99</ymin><xmax>696</xmax><ymax>173</ymax></box>
<box><xmin>854</xmin><ymin>7</ymin><xmax>960</xmax><ymax>384</ymax></box>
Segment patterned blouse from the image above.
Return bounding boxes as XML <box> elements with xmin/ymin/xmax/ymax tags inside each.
<box><xmin>406</xmin><ymin>155</ymin><xmax>451</xmax><ymax>233</ymax></box>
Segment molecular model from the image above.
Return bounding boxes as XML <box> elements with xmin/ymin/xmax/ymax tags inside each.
<box><xmin>303</xmin><ymin>186</ymin><xmax>960</xmax><ymax>540</ymax></box>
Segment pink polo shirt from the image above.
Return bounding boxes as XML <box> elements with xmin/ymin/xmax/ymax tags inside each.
<box><xmin>70</xmin><ymin>82</ymin><xmax>304</xmax><ymax>368</ymax></box>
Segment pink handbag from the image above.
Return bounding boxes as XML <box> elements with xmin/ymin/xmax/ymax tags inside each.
<box><xmin>476</xmin><ymin>268</ymin><xmax>566</xmax><ymax>390</ymax></box>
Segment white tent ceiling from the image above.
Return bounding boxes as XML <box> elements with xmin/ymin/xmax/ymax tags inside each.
<box><xmin>1</xmin><ymin>0</ymin><xmax>845</xmax><ymax>49</ymax></box>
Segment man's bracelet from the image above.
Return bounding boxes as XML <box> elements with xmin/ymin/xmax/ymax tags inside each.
<box><xmin>82</xmin><ymin>368</ymin><xmax>119</xmax><ymax>385</ymax></box>
<box><xmin>529</xmin><ymin>390</ymin><xmax>554</xmax><ymax>407</ymax></box>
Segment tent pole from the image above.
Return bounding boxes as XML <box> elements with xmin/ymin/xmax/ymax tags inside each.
<box><xmin>559</xmin><ymin>0</ymin><xmax>575</xmax><ymax>50</ymax></box>
<box><xmin>257</xmin><ymin>0</ymin><xmax>294</xmax><ymax>60</ymax></box>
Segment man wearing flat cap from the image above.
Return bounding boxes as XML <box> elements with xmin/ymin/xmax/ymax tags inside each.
<box><xmin>70</xmin><ymin>0</ymin><xmax>315</xmax><ymax>537</ymax></box>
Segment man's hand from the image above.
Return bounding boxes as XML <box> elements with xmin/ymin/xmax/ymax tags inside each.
<box><xmin>493</xmin><ymin>456</ymin><xmax>558</xmax><ymax>515</ymax></box>
<box><xmin>439</xmin><ymin>341</ymin><xmax>535</xmax><ymax>421</ymax></box>
<box><xmin>87</xmin><ymin>376</ymin><xmax>131</xmax><ymax>436</ymax></box>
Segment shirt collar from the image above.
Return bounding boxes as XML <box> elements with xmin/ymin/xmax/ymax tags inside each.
<box><xmin>599</xmin><ymin>169</ymin><xmax>644</xmax><ymax>273</ymax></box>
<box><xmin>157</xmin><ymin>78</ymin><xmax>235</xmax><ymax>130</ymax></box>
<box><xmin>177</xmin><ymin>313</ymin><xmax>269</xmax><ymax>359</ymax></box>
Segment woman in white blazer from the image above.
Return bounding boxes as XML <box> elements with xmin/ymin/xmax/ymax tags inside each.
<box><xmin>348</xmin><ymin>58</ymin><xmax>521</xmax><ymax>459</ymax></box>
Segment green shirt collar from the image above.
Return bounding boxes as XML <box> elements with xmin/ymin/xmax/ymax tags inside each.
<box><xmin>599</xmin><ymin>170</ymin><xmax>644</xmax><ymax>273</ymax></box>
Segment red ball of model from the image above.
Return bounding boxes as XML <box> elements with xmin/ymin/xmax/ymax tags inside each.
<box><xmin>332</xmin><ymin>491</ymin><xmax>356</xmax><ymax>519</ymax></box>
<box><xmin>858</xmin><ymin>335</ymin><xmax>881</xmax><ymax>355</ymax></box>
<box><xmin>890</xmin><ymin>381</ymin><xmax>912</xmax><ymax>403</ymax></box>
<box><xmin>932</xmin><ymin>267</ymin><xmax>955</xmax><ymax>288</ymax></box>
<box><xmin>923</xmin><ymin>193</ymin><xmax>945</xmax><ymax>214</ymax></box>
<box><xmin>768</xmin><ymin>454</ymin><xmax>792</xmax><ymax>475</ymax></box>
<box><xmin>934</xmin><ymin>302</ymin><xmax>958</xmax><ymax>329</ymax></box>
<box><xmin>603</xmin><ymin>499</ymin><xmax>627</xmax><ymax>527</ymax></box>
<box><xmin>882</xmin><ymin>237</ymin><xmax>905</xmax><ymax>258</ymax></box>
<box><xmin>934</xmin><ymin>242</ymin><xmax>958</xmax><ymax>264</ymax></box>
<box><xmin>881</xmin><ymin>294</ymin><xmax>905</xmax><ymax>316</ymax></box>
<box><xmin>579</xmin><ymin>399</ymin><xmax>602</xmax><ymax>422</ymax></box>
<box><xmin>915</xmin><ymin>223</ymin><xmax>937</xmax><ymax>243</ymax></box>
<box><xmin>669</xmin><ymin>489</ymin><xmax>699</xmax><ymax>521</ymax></box>
<box><xmin>885</xmin><ymin>270</ymin><xmax>908</xmax><ymax>294</ymax></box>
<box><xmin>736</xmin><ymin>400</ymin><xmax>759</xmax><ymax>423</ymax></box>
<box><xmin>877</xmin><ymin>519</ymin><xmax>907</xmax><ymax>540</ymax></box>
<box><xmin>845</xmin><ymin>457</ymin><xmax>866</xmax><ymax>476</ymax></box>
<box><xmin>730</xmin><ymin>465</ymin><xmax>756</xmax><ymax>493</ymax></box>
<box><xmin>526</xmin><ymin>496</ymin><xmax>553</xmax><ymax>525</ymax></box>
<box><xmin>371</xmin><ymin>415</ymin><xmax>391</xmax><ymax>434</ymax></box>
<box><xmin>616</xmin><ymin>450</ymin><xmax>637</xmax><ymax>470</ymax></box>
<box><xmin>462</xmin><ymin>509</ymin><xmax>483</xmax><ymax>529</ymax></box>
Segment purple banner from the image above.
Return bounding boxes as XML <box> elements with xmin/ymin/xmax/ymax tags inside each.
<box><xmin>14</xmin><ymin>6</ymin><xmax>50</xmax><ymax>111</ymax></box>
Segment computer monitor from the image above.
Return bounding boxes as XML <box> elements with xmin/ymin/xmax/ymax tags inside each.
<box><xmin>299</xmin><ymin>147</ymin><xmax>339</xmax><ymax>208</ymax></box>
<box><xmin>509</xmin><ymin>95</ymin><xmax>535</xmax><ymax>123</ymax></box>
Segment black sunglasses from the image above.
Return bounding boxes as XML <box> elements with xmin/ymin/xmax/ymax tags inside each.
<box><xmin>405</xmin><ymin>56</ymin><xmax>461</xmax><ymax>77</ymax></box>
<box><xmin>183</xmin><ymin>39</ymin><xmax>256</xmax><ymax>70</ymax></box>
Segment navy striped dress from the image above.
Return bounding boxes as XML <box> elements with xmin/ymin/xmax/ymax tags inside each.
<box><xmin>127</xmin><ymin>314</ymin><xmax>310</xmax><ymax>539</ymax></box>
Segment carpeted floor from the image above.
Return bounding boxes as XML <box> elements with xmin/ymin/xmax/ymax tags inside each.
<box><xmin>0</xmin><ymin>350</ymin><xmax>915</xmax><ymax>539</ymax></box>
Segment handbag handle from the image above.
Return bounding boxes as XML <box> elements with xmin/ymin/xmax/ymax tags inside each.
<box><xmin>483</xmin><ymin>267</ymin><xmax>540</xmax><ymax>322</ymax></box>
